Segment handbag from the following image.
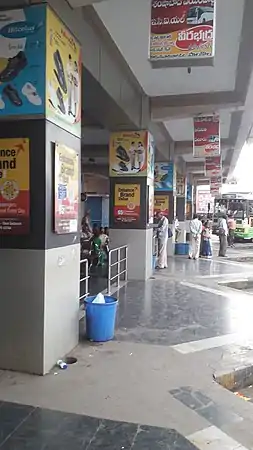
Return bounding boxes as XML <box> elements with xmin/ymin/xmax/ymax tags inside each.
<box><xmin>168</xmin><ymin>227</ymin><xmax>173</xmax><ymax>238</ymax></box>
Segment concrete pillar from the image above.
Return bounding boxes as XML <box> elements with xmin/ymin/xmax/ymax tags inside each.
<box><xmin>176</xmin><ymin>171</ymin><xmax>187</xmax><ymax>243</ymax></box>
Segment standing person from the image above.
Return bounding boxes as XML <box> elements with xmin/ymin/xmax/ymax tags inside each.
<box><xmin>156</xmin><ymin>211</ymin><xmax>169</xmax><ymax>269</ymax></box>
<box><xmin>227</xmin><ymin>215</ymin><xmax>236</xmax><ymax>247</ymax></box>
<box><xmin>199</xmin><ymin>219</ymin><xmax>205</xmax><ymax>257</ymax></box>
<box><xmin>202</xmin><ymin>221</ymin><xmax>212</xmax><ymax>258</ymax></box>
<box><xmin>189</xmin><ymin>214</ymin><xmax>202</xmax><ymax>260</ymax></box>
<box><xmin>218</xmin><ymin>214</ymin><xmax>228</xmax><ymax>257</ymax></box>
<box><xmin>174</xmin><ymin>216</ymin><xmax>180</xmax><ymax>243</ymax></box>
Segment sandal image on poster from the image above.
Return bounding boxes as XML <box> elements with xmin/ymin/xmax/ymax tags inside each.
<box><xmin>56</xmin><ymin>87</ymin><xmax>66</xmax><ymax>114</ymax></box>
<box><xmin>118</xmin><ymin>161</ymin><xmax>128</xmax><ymax>172</ymax></box>
<box><xmin>3</xmin><ymin>85</ymin><xmax>22</xmax><ymax>107</ymax></box>
<box><xmin>0</xmin><ymin>51</ymin><xmax>27</xmax><ymax>83</ymax></box>
<box><xmin>22</xmin><ymin>83</ymin><xmax>42</xmax><ymax>106</ymax></box>
<box><xmin>53</xmin><ymin>49</ymin><xmax>67</xmax><ymax>94</ymax></box>
<box><xmin>116</xmin><ymin>145</ymin><xmax>130</xmax><ymax>163</ymax></box>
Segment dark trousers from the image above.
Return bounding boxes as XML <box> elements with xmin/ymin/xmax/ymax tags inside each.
<box><xmin>219</xmin><ymin>234</ymin><xmax>227</xmax><ymax>256</ymax></box>
<box><xmin>228</xmin><ymin>229</ymin><xmax>235</xmax><ymax>246</ymax></box>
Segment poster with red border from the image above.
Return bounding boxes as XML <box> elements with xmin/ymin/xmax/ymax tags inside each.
<box><xmin>114</xmin><ymin>184</ymin><xmax>141</xmax><ymax>223</ymax></box>
<box><xmin>210</xmin><ymin>175</ymin><xmax>222</xmax><ymax>197</ymax></box>
<box><xmin>0</xmin><ymin>138</ymin><xmax>30</xmax><ymax>235</ymax></box>
<box><xmin>205</xmin><ymin>155</ymin><xmax>222</xmax><ymax>177</ymax></box>
<box><xmin>194</xmin><ymin>115</ymin><xmax>220</xmax><ymax>158</ymax></box>
<box><xmin>150</xmin><ymin>0</ymin><xmax>215</xmax><ymax>62</ymax></box>
<box><xmin>154</xmin><ymin>194</ymin><xmax>169</xmax><ymax>217</ymax></box>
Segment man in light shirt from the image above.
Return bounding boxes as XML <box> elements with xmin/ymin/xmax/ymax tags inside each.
<box><xmin>218</xmin><ymin>214</ymin><xmax>228</xmax><ymax>257</ymax></box>
<box><xmin>189</xmin><ymin>214</ymin><xmax>202</xmax><ymax>260</ymax></box>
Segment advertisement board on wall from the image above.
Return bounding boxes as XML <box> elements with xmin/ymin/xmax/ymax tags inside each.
<box><xmin>150</xmin><ymin>0</ymin><xmax>215</xmax><ymax>62</ymax></box>
<box><xmin>0</xmin><ymin>6</ymin><xmax>46</xmax><ymax>118</ymax></box>
<box><xmin>54</xmin><ymin>143</ymin><xmax>79</xmax><ymax>234</ymax></box>
<box><xmin>196</xmin><ymin>190</ymin><xmax>213</xmax><ymax>214</ymax></box>
<box><xmin>194</xmin><ymin>115</ymin><xmax>220</xmax><ymax>158</ymax></box>
<box><xmin>114</xmin><ymin>184</ymin><xmax>141</xmax><ymax>223</ymax></box>
<box><xmin>0</xmin><ymin>138</ymin><xmax>30</xmax><ymax>234</ymax></box>
<box><xmin>154</xmin><ymin>162</ymin><xmax>174</xmax><ymax>191</ymax></box>
<box><xmin>154</xmin><ymin>195</ymin><xmax>169</xmax><ymax>216</ymax></box>
<box><xmin>46</xmin><ymin>7</ymin><xmax>82</xmax><ymax>138</ymax></box>
<box><xmin>110</xmin><ymin>131</ymin><xmax>151</xmax><ymax>178</ymax></box>
<box><xmin>205</xmin><ymin>155</ymin><xmax>222</xmax><ymax>177</ymax></box>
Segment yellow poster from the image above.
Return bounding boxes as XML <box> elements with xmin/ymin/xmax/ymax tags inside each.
<box><xmin>0</xmin><ymin>138</ymin><xmax>29</xmax><ymax>235</ymax></box>
<box><xmin>154</xmin><ymin>195</ymin><xmax>169</xmax><ymax>216</ymax></box>
<box><xmin>110</xmin><ymin>131</ymin><xmax>149</xmax><ymax>177</ymax></box>
<box><xmin>114</xmin><ymin>183</ymin><xmax>140</xmax><ymax>223</ymax></box>
<box><xmin>54</xmin><ymin>143</ymin><xmax>79</xmax><ymax>234</ymax></box>
<box><xmin>46</xmin><ymin>7</ymin><xmax>82</xmax><ymax>137</ymax></box>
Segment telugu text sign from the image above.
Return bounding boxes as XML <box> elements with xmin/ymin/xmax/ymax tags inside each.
<box><xmin>150</xmin><ymin>0</ymin><xmax>215</xmax><ymax>62</ymax></box>
<box><xmin>0</xmin><ymin>138</ymin><xmax>30</xmax><ymax>235</ymax></box>
<box><xmin>194</xmin><ymin>115</ymin><xmax>220</xmax><ymax>158</ymax></box>
<box><xmin>205</xmin><ymin>155</ymin><xmax>222</xmax><ymax>177</ymax></box>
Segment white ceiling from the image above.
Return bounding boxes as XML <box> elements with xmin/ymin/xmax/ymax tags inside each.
<box><xmin>165</xmin><ymin>111</ymin><xmax>231</xmax><ymax>142</ymax></box>
<box><xmin>95</xmin><ymin>0</ymin><xmax>245</xmax><ymax>97</ymax></box>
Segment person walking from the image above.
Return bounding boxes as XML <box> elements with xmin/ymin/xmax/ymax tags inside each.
<box><xmin>156</xmin><ymin>211</ymin><xmax>169</xmax><ymax>269</ymax></box>
<box><xmin>227</xmin><ymin>215</ymin><xmax>236</xmax><ymax>247</ymax></box>
<box><xmin>189</xmin><ymin>214</ymin><xmax>202</xmax><ymax>260</ymax></box>
<box><xmin>218</xmin><ymin>214</ymin><xmax>228</xmax><ymax>257</ymax></box>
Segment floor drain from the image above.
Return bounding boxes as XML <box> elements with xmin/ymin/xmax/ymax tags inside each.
<box><xmin>65</xmin><ymin>356</ymin><xmax>77</xmax><ymax>365</ymax></box>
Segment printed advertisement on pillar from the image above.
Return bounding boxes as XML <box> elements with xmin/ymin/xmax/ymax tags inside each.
<box><xmin>109</xmin><ymin>131</ymin><xmax>150</xmax><ymax>177</ymax></box>
<box><xmin>114</xmin><ymin>184</ymin><xmax>141</xmax><ymax>223</ymax></box>
<box><xmin>46</xmin><ymin>7</ymin><xmax>82</xmax><ymax>138</ymax></box>
<box><xmin>205</xmin><ymin>155</ymin><xmax>222</xmax><ymax>177</ymax></box>
<box><xmin>0</xmin><ymin>5</ymin><xmax>46</xmax><ymax>118</ymax></box>
<box><xmin>148</xmin><ymin>181</ymin><xmax>154</xmax><ymax>224</ymax></box>
<box><xmin>154</xmin><ymin>195</ymin><xmax>169</xmax><ymax>217</ymax></box>
<box><xmin>176</xmin><ymin>173</ymin><xmax>186</xmax><ymax>197</ymax></box>
<box><xmin>150</xmin><ymin>0</ymin><xmax>215</xmax><ymax>62</ymax></box>
<box><xmin>154</xmin><ymin>162</ymin><xmax>174</xmax><ymax>191</ymax></box>
<box><xmin>187</xmin><ymin>182</ymin><xmax>193</xmax><ymax>202</ymax></box>
<box><xmin>194</xmin><ymin>115</ymin><xmax>220</xmax><ymax>158</ymax></box>
<box><xmin>54</xmin><ymin>143</ymin><xmax>79</xmax><ymax>234</ymax></box>
<box><xmin>0</xmin><ymin>138</ymin><xmax>30</xmax><ymax>234</ymax></box>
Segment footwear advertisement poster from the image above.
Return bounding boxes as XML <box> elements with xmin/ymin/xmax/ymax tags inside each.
<box><xmin>176</xmin><ymin>173</ymin><xmax>186</xmax><ymax>197</ymax></box>
<box><xmin>54</xmin><ymin>143</ymin><xmax>79</xmax><ymax>234</ymax></box>
<box><xmin>109</xmin><ymin>131</ymin><xmax>149</xmax><ymax>177</ymax></box>
<box><xmin>150</xmin><ymin>0</ymin><xmax>215</xmax><ymax>62</ymax></box>
<box><xmin>205</xmin><ymin>155</ymin><xmax>222</xmax><ymax>177</ymax></box>
<box><xmin>154</xmin><ymin>195</ymin><xmax>169</xmax><ymax>217</ymax></box>
<box><xmin>0</xmin><ymin>6</ymin><xmax>46</xmax><ymax>118</ymax></box>
<box><xmin>114</xmin><ymin>184</ymin><xmax>140</xmax><ymax>223</ymax></box>
<box><xmin>46</xmin><ymin>8</ymin><xmax>82</xmax><ymax>138</ymax></box>
<box><xmin>193</xmin><ymin>115</ymin><xmax>220</xmax><ymax>158</ymax></box>
<box><xmin>0</xmin><ymin>138</ymin><xmax>30</xmax><ymax>235</ymax></box>
<box><xmin>154</xmin><ymin>162</ymin><xmax>174</xmax><ymax>191</ymax></box>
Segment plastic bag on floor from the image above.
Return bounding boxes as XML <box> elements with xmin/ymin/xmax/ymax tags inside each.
<box><xmin>92</xmin><ymin>293</ymin><xmax>105</xmax><ymax>304</ymax></box>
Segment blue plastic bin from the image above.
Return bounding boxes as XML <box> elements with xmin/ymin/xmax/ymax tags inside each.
<box><xmin>152</xmin><ymin>255</ymin><xmax>157</xmax><ymax>270</ymax></box>
<box><xmin>84</xmin><ymin>296</ymin><xmax>118</xmax><ymax>342</ymax></box>
<box><xmin>175</xmin><ymin>243</ymin><xmax>189</xmax><ymax>255</ymax></box>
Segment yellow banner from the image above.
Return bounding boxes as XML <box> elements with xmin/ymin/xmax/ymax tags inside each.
<box><xmin>46</xmin><ymin>7</ymin><xmax>82</xmax><ymax>137</ymax></box>
<box><xmin>110</xmin><ymin>131</ymin><xmax>149</xmax><ymax>177</ymax></box>
<box><xmin>154</xmin><ymin>195</ymin><xmax>169</xmax><ymax>215</ymax></box>
<box><xmin>114</xmin><ymin>183</ymin><xmax>141</xmax><ymax>223</ymax></box>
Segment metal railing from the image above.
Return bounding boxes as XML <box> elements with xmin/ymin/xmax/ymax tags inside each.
<box><xmin>79</xmin><ymin>258</ymin><xmax>90</xmax><ymax>301</ymax></box>
<box><xmin>107</xmin><ymin>245</ymin><xmax>128</xmax><ymax>295</ymax></box>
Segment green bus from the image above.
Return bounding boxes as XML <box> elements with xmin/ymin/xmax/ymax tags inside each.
<box><xmin>212</xmin><ymin>193</ymin><xmax>253</xmax><ymax>241</ymax></box>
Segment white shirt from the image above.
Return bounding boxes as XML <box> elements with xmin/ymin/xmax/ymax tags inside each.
<box><xmin>219</xmin><ymin>218</ymin><xmax>228</xmax><ymax>236</ymax></box>
<box><xmin>189</xmin><ymin>218</ymin><xmax>202</xmax><ymax>236</ymax></box>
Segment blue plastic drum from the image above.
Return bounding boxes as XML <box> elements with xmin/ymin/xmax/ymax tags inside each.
<box><xmin>84</xmin><ymin>296</ymin><xmax>118</xmax><ymax>342</ymax></box>
<box><xmin>175</xmin><ymin>243</ymin><xmax>189</xmax><ymax>255</ymax></box>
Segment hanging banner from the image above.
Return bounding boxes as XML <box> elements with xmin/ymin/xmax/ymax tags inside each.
<box><xmin>176</xmin><ymin>173</ymin><xmax>186</xmax><ymax>197</ymax></box>
<box><xmin>54</xmin><ymin>143</ymin><xmax>79</xmax><ymax>234</ymax></box>
<box><xmin>210</xmin><ymin>175</ymin><xmax>222</xmax><ymax>197</ymax></box>
<box><xmin>0</xmin><ymin>138</ymin><xmax>30</xmax><ymax>235</ymax></box>
<box><xmin>193</xmin><ymin>115</ymin><xmax>220</xmax><ymax>158</ymax></box>
<box><xmin>114</xmin><ymin>184</ymin><xmax>141</xmax><ymax>223</ymax></box>
<box><xmin>150</xmin><ymin>0</ymin><xmax>215</xmax><ymax>62</ymax></box>
<box><xmin>154</xmin><ymin>162</ymin><xmax>174</xmax><ymax>191</ymax></box>
<box><xmin>154</xmin><ymin>195</ymin><xmax>169</xmax><ymax>216</ymax></box>
<box><xmin>109</xmin><ymin>131</ymin><xmax>150</xmax><ymax>177</ymax></box>
<box><xmin>205</xmin><ymin>155</ymin><xmax>222</xmax><ymax>177</ymax></box>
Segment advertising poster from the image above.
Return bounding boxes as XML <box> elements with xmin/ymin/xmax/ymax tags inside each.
<box><xmin>154</xmin><ymin>195</ymin><xmax>169</xmax><ymax>216</ymax></box>
<box><xmin>0</xmin><ymin>138</ymin><xmax>30</xmax><ymax>234</ymax></box>
<box><xmin>176</xmin><ymin>173</ymin><xmax>186</xmax><ymax>197</ymax></box>
<box><xmin>205</xmin><ymin>155</ymin><xmax>222</xmax><ymax>177</ymax></box>
<box><xmin>46</xmin><ymin>8</ymin><xmax>82</xmax><ymax>138</ymax></box>
<box><xmin>110</xmin><ymin>131</ymin><xmax>149</xmax><ymax>177</ymax></box>
<box><xmin>148</xmin><ymin>182</ymin><xmax>154</xmax><ymax>224</ymax></box>
<box><xmin>154</xmin><ymin>162</ymin><xmax>174</xmax><ymax>191</ymax></box>
<box><xmin>0</xmin><ymin>6</ymin><xmax>46</xmax><ymax>118</ymax></box>
<box><xmin>194</xmin><ymin>115</ymin><xmax>220</xmax><ymax>158</ymax></box>
<box><xmin>114</xmin><ymin>184</ymin><xmax>140</xmax><ymax>223</ymax></box>
<box><xmin>196</xmin><ymin>190</ymin><xmax>213</xmax><ymax>214</ymax></box>
<box><xmin>187</xmin><ymin>182</ymin><xmax>193</xmax><ymax>202</ymax></box>
<box><xmin>210</xmin><ymin>176</ymin><xmax>222</xmax><ymax>197</ymax></box>
<box><xmin>148</xmin><ymin>133</ymin><xmax>155</xmax><ymax>180</ymax></box>
<box><xmin>150</xmin><ymin>0</ymin><xmax>215</xmax><ymax>62</ymax></box>
<box><xmin>54</xmin><ymin>143</ymin><xmax>79</xmax><ymax>234</ymax></box>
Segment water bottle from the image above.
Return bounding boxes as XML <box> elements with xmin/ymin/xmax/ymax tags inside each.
<box><xmin>57</xmin><ymin>360</ymin><xmax>68</xmax><ymax>370</ymax></box>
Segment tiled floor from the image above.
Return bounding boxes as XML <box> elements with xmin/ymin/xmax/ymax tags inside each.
<box><xmin>0</xmin><ymin>401</ymin><xmax>198</xmax><ymax>449</ymax></box>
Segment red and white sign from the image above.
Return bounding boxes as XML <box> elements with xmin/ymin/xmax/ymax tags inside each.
<box><xmin>205</xmin><ymin>156</ymin><xmax>222</xmax><ymax>177</ymax></box>
<box><xmin>150</xmin><ymin>0</ymin><xmax>215</xmax><ymax>61</ymax></box>
<box><xmin>210</xmin><ymin>175</ymin><xmax>222</xmax><ymax>197</ymax></box>
<box><xmin>193</xmin><ymin>115</ymin><xmax>220</xmax><ymax>158</ymax></box>
<box><xmin>196</xmin><ymin>190</ymin><xmax>213</xmax><ymax>214</ymax></box>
